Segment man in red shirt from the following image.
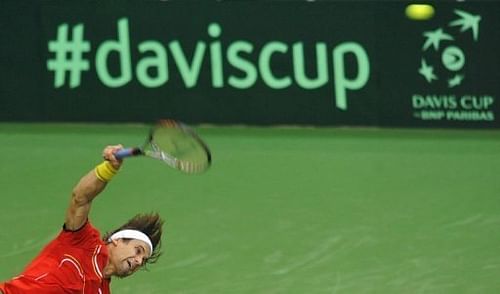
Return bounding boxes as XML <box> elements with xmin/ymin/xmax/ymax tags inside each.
<box><xmin>0</xmin><ymin>145</ymin><xmax>164</xmax><ymax>294</ymax></box>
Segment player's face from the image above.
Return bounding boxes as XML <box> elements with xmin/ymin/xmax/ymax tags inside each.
<box><xmin>111</xmin><ymin>239</ymin><xmax>151</xmax><ymax>277</ymax></box>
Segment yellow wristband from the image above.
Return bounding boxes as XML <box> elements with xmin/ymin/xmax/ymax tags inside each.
<box><xmin>95</xmin><ymin>161</ymin><xmax>118</xmax><ymax>182</ymax></box>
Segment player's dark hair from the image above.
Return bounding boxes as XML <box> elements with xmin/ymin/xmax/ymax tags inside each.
<box><xmin>103</xmin><ymin>212</ymin><xmax>164</xmax><ymax>265</ymax></box>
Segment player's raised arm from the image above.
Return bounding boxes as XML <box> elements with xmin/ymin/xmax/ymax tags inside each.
<box><xmin>65</xmin><ymin>145</ymin><xmax>123</xmax><ymax>231</ymax></box>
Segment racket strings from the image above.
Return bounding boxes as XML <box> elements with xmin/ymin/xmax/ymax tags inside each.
<box><xmin>146</xmin><ymin>125</ymin><xmax>211</xmax><ymax>174</ymax></box>
<box><xmin>178</xmin><ymin>160</ymin><xmax>209</xmax><ymax>173</ymax></box>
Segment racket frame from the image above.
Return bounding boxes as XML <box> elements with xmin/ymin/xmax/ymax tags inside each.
<box><xmin>114</xmin><ymin>120</ymin><xmax>211</xmax><ymax>174</ymax></box>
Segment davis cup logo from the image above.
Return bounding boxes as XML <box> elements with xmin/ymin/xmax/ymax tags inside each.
<box><xmin>418</xmin><ymin>9</ymin><xmax>481</xmax><ymax>88</ymax></box>
<box><xmin>412</xmin><ymin>8</ymin><xmax>495</xmax><ymax>123</ymax></box>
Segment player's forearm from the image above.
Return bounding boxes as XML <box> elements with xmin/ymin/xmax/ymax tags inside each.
<box><xmin>65</xmin><ymin>168</ymin><xmax>109</xmax><ymax>230</ymax></box>
<box><xmin>72</xmin><ymin>169</ymin><xmax>108</xmax><ymax>205</ymax></box>
<box><xmin>71</xmin><ymin>159</ymin><xmax>120</xmax><ymax>205</ymax></box>
<box><xmin>65</xmin><ymin>146</ymin><xmax>122</xmax><ymax>230</ymax></box>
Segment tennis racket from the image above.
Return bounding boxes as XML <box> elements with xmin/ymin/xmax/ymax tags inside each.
<box><xmin>114</xmin><ymin>119</ymin><xmax>211</xmax><ymax>174</ymax></box>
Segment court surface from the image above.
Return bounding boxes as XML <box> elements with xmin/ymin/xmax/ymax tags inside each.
<box><xmin>0</xmin><ymin>123</ymin><xmax>499</xmax><ymax>293</ymax></box>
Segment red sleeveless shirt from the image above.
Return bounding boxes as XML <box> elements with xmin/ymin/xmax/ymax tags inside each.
<box><xmin>0</xmin><ymin>221</ymin><xmax>111</xmax><ymax>294</ymax></box>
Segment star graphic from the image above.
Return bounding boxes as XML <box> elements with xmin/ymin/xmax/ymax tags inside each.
<box><xmin>419</xmin><ymin>59</ymin><xmax>438</xmax><ymax>83</ymax></box>
<box><xmin>422</xmin><ymin>28</ymin><xmax>454</xmax><ymax>51</ymax></box>
<box><xmin>449</xmin><ymin>9</ymin><xmax>481</xmax><ymax>41</ymax></box>
<box><xmin>448</xmin><ymin>74</ymin><xmax>465</xmax><ymax>88</ymax></box>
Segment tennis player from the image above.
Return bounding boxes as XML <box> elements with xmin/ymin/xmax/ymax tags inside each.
<box><xmin>0</xmin><ymin>145</ymin><xmax>164</xmax><ymax>294</ymax></box>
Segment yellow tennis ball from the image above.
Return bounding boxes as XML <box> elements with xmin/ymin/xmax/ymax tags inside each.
<box><xmin>405</xmin><ymin>4</ymin><xmax>435</xmax><ymax>21</ymax></box>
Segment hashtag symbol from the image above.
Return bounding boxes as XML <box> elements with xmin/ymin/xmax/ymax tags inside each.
<box><xmin>47</xmin><ymin>23</ymin><xmax>91</xmax><ymax>88</ymax></box>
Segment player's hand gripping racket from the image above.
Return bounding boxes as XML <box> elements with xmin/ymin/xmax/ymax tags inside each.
<box><xmin>114</xmin><ymin>120</ymin><xmax>211</xmax><ymax>174</ymax></box>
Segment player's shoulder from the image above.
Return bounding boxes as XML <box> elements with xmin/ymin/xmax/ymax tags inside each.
<box><xmin>58</xmin><ymin>219</ymin><xmax>104</xmax><ymax>247</ymax></box>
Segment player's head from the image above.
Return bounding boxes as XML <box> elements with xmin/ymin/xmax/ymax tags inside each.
<box><xmin>103</xmin><ymin>213</ymin><xmax>164</xmax><ymax>277</ymax></box>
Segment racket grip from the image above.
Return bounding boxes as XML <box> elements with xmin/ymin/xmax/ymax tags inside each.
<box><xmin>114</xmin><ymin>147</ymin><xmax>142</xmax><ymax>160</ymax></box>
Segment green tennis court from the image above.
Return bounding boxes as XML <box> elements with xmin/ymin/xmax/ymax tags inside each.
<box><xmin>1</xmin><ymin>124</ymin><xmax>499</xmax><ymax>293</ymax></box>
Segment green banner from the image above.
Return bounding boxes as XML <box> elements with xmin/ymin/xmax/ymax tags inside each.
<box><xmin>0</xmin><ymin>1</ymin><xmax>499</xmax><ymax>128</ymax></box>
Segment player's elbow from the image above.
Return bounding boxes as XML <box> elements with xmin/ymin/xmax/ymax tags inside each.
<box><xmin>71</xmin><ymin>189</ymin><xmax>91</xmax><ymax>207</ymax></box>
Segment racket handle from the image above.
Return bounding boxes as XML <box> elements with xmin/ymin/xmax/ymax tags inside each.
<box><xmin>114</xmin><ymin>147</ymin><xmax>143</xmax><ymax>160</ymax></box>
